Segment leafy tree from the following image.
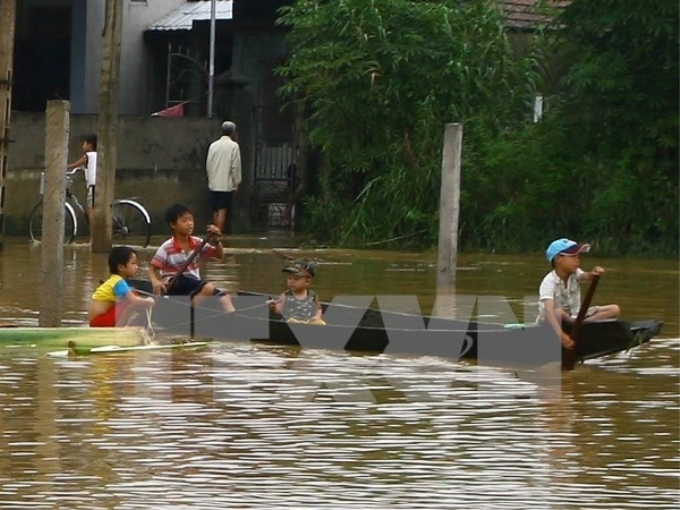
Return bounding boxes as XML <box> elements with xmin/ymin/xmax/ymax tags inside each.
<box><xmin>277</xmin><ymin>0</ymin><xmax>542</xmax><ymax>247</ymax></box>
<box><xmin>462</xmin><ymin>0</ymin><xmax>679</xmax><ymax>255</ymax></box>
<box><xmin>277</xmin><ymin>0</ymin><xmax>678</xmax><ymax>255</ymax></box>
<box><xmin>555</xmin><ymin>0</ymin><xmax>678</xmax><ymax>153</ymax></box>
<box><xmin>548</xmin><ymin>0</ymin><xmax>679</xmax><ymax>253</ymax></box>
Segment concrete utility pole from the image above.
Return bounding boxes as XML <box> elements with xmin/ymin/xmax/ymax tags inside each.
<box><xmin>40</xmin><ymin>100</ymin><xmax>69</xmax><ymax>327</ymax></box>
<box><xmin>207</xmin><ymin>0</ymin><xmax>216</xmax><ymax>117</ymax></box>
<box><xmin>0</xmin><ymin>0</ymin><xmax>17</xmax><ymax>249</ymax></box>
<box><xmin>436</xmin><ymin>123</ymin><xmax>463</xmax><ymax>288</ymax></box>
<box><xmin>92</xmin><ymin>0</ymin><xmax>123</xmax><ymax>253</ymax></box>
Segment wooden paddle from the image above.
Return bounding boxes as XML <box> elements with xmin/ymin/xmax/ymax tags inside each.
<box><xmin>562</xmin><ymin>274</ymin><xmax>601</xmax><ymax>371</ymax></box>
<box><xmin>165</xmin><ymin>233</ymin><xmax>215</xmax><ymax>293</ymax></box>
<box><xmin>271</xmin><ymin>248</ymin><xmax>295</xmax><ymax>262</ymax></box>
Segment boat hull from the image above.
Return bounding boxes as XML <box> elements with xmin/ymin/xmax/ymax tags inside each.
<box><xmin>133</xmin><ymin>284</ymin><xmax>663</xmax><ymax>365</ymax></box>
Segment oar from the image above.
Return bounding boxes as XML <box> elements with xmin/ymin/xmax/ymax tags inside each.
<box><xmin>165</xmin><ymin>233</ymin><xmax>215</xmax><ymax>293</ymax></box>
<box><xmin>271</xmin><ymin>248</ymin><xmax>295</xmax><ymax>262</ymax></box>
<box><xmin>164</xmin><ymin>232</ymin><xmax>217</xmax><ymax>338</ymax></box>
<box><xmin>562</xmin><ymin>274</ymin><xmax>601</xmax><ymax>371</ymax></box>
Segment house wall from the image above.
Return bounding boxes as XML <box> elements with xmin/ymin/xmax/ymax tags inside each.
<box><xmin>2</xmin><ymin>113</ymin><xmax>254</xmax><ymax>235</ymax></box>
<box><xmin>119</xmin><ymin>0</ymin><xmax>187</xmax><ymax>114</ymax></box>
<box><xmin>73</xmin><ymin>0</ymin><xmax>185</xmax><ymax>114</ymax></box>
<box><xmin>70</xmin><ymin>0</ymin><xmax>88</xmax><ymax>113</ymax></box>
<box><xmin>81</xmin><ymin>0</ymin><xmax>104</xmax><ymax>113</ymax></box>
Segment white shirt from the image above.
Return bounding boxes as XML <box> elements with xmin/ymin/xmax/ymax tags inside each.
<box><xmin>84</xmin><ymin>151</ymin><xmax>97</xmax><ymax>187</ymax></box>
<box><xmin>538</xmin><ymin>268</ymin><xmax>585</xmax><ymax>321</ymax></box>
<box><xmin>206</xmin><ymin>136</ymin><xmax>241</xmax><ymax>192</ymax></box>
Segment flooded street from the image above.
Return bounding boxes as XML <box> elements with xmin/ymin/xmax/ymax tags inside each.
<box><xmin>1</xmin><ymin>236</ymin><xmax>678</xmax><ymax>508</ymax></box>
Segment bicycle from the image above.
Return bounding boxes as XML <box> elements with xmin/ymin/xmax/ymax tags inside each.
<box><xmin>28</xmin><ymin>168</ymin><xmax>152</xmax><ymax>247</ymax></box>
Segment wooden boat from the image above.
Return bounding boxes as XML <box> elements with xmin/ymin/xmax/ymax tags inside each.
<box><xmin>130</xmin><ymin>282</ymin><xmax>663</xmax><ymax>366</ymax></box>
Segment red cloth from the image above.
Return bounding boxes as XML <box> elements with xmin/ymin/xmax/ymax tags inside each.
<box><xmin>152</xmin><ymin>103</ymin><xmax>184</xmax><ymax>117</ymax></box>
<box><xmin>89</xmin><ymin>302</ymin><xmax>130</xmax><ymax>327</ymax></box>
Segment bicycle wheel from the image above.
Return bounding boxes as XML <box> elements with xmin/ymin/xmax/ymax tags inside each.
<box><xmin>111</xmin><ymin>199</ymin><xmax>151</xmax><ymax>247</ymax></box>
<box><xmin>28</xmin><ymin>201</ymin><xmax>77</xmax><ymax>244</ymax></box>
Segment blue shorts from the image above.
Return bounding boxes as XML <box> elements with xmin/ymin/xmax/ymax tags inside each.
<box><xmin>167</xmin><ymin>274</ymin><xmax>226</xmax><ymax>297</ymax></box>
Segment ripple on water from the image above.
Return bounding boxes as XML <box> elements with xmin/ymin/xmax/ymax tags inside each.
<box><xmin>0</xmin><ymin>338</ymin><xmax>677</xmax><ymax>509</ymax></box>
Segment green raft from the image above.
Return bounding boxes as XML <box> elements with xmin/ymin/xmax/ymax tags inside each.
<box><xmin>46</xmin><ymin>341</ymin><xmax>211</xmax><ymax>357</ymax></box>
<box><xmin>0</xmin><ymin>326</ymin><xmax>149</xmax><ymax>349</ymax></box>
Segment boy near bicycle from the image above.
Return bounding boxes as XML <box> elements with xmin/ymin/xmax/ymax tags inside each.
<box><xmin>147</xmin><ymin>203</ymin><xmax>235</xmax><ymax>313</ymax></box>
<box><xmin>67</xmin><ymin>133</ymin><xmax>97</xmax><ymax>233</ymax></box>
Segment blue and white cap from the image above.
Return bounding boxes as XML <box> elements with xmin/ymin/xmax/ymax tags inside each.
<box><xmin>546</xmin><ymin>238</ymin><xmax>591</xmax><ymax>262</ymax></box>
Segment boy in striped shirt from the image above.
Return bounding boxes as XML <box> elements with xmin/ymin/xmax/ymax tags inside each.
<box><xmin>148</xmin><ymin>203</ymin><xmax>235</xmax><ymax>313</ymax></box>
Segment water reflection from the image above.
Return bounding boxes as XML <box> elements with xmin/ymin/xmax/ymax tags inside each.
<box><xmin>1</xmin><ymin>238</ymin><xmax>678</xmax><ymax>336</ymax></box>
<box><xmin>0</xmin><ymin>238</ymin><xmax>678</xmax><ymax>508</ymax></box>
<box><xmin>0</xmin><ymin>339</ymin><xmax>678</xmax><ymax>508</ymax></box>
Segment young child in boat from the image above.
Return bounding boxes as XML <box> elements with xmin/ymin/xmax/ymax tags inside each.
<box><xmin>89</xmin><ymin>246</ymin><xmax>155</xmax><ymax>327</ymax></box>
<box><xmin>148</xmin><ymin>203</ymin><xmax>235</xmax><ymax>313</ymax></box>
<box><xmin>268</xmin><ymin>261</ymin><xmax>325</xmax><ymax>324</ymax></box>
<box><xmin>538</xmin><ymin>238</ymin><xmax>621</xmax><ymax>349</ymax></box>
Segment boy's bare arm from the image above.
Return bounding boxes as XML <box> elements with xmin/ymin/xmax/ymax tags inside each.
<box><xmin>543</xmin><ymin>298</ymin><xmax>574</xmax><ymax>349</ymax></box>
<box><xmin>67</xmin><ymin>154</ymin><xmax>87</xmax><ymax>170</ymax></box>
<box><xmin>268</xmin><ymin>293</ymin><xmax>285</xmax><ymax>315</ymax></box>
<box><xmin>314</xmin><ymin>296</ymin><xmax>323</xmax><ymax>320</ymax></box>
<box><xmin>207</xmin><ymin>224</ymin><xmax>224</xmax><ymax>260</ymax></box>
<box><xmin>125</xmin><ymin>290</ymin><xmax>155</xmax><ymax>308</ymax></box>
<box><xmin>212</xmin><ymin>238</ymin><xmax>224</xmax><ymax>259</ymax></box>
<box><xmin>147</xmin><ymin>265</ymin><xmax>166</xmax><ymax>294</ymax></box>
<box><xmin>584</xmin><ymin>266</ymin><xmax>605</xmax><ymax>280</ymax></box>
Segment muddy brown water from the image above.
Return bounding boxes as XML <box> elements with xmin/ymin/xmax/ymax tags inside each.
<box><xmin>1</xmin><ymin>236</ymin><xmax>678</xmax><ymax>509</ymax></box>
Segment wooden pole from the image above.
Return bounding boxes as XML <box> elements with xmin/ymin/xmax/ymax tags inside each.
<box><xmin>0</xmin><ymin>0</ymin><xmax>17</xmax><ymax>249</ymax></box>
<box><xmin>40</xmin><ymin>100</ymin><xmax>69</xmax><ymax>327</ymax></box>
<box><xmin>436</xmin><ymin>123</ymin><xmax>462</xmax><ymax>288</ymax></box>
<box><xmin>92</xmin><ymin>0</ymin><xmax>123</xmax><ymax>253</ymax></box>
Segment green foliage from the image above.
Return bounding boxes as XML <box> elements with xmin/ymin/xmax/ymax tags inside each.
<box><xmin>555</xmin><ymin>0</ymin><xmax>679</xmax><ymax>154</ymax></box>
<box><xmin>277</xmin><ymin>0</ymin><xmax>541</xmax><ymax>247</ymax></box>
<box><xmin>277</xmin><ymin>0</ymin><xmax>678</xmax><ymax>255</ymax></box>
<box><xmin>547</xmin><ymin>0</ymin><xmax>679</xmax><ymax>254</ymax></box>
<box><xmin>462</xmin><ymin>115</ymin><xmax>679</xmax><ymax>255</ymax></box>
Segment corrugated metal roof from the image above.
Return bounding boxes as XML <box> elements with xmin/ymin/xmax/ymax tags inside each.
<box><xmin>148</xmin><ymin>0</ymin><xmax>565</xmax><ymax>32</ymax></box>
<box><xmin>497</xmin><ymin>0</ymin><xmax>570</xmax><ymax>30</ymax></box>
<box><xmin>148</xmin><ymin>0</ymin><xmax>233</xmax><ymax>31</ymax></box>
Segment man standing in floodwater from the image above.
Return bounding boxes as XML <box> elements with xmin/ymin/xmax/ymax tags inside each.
<box><xmin>206</xmin><ymin>121</ymin><xmax>242</xmax><ymax>235</ymax></box>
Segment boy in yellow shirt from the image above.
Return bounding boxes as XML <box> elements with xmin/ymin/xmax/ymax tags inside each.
<box><xmin>89</xmin><ymin>246</ymin><xmax>155</xmax><ymax>327</ymax></box>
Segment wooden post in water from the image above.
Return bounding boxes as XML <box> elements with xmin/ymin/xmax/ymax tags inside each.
<box><xmin>0</xmin><ymin>0</ymin><xmax>17</xmax><ymax>249</ymax></box>
<box><xmin>39</xmin><ymin>100</ymin><xmax>69</xmax><ymax>327</ymax></box>
<box><xmin>92</xmin><ymin>0</ymin><xmax>123</xmax><ymax>253</ymax></box>
<box><xmin>436</xmin><ymin>123</ymin><xmax>462</xmax><ymax>288</ymax></box>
